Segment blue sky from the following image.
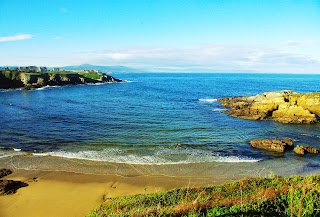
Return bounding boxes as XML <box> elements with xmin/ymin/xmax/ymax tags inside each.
<box><xmin>0</xmin><ymin>0</ymin><xmax>320</xmax><ymax>73</ymax></box>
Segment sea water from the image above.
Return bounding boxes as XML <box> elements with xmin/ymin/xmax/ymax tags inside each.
<box><xmin>1</xmin><ymin>73</ymin><xmax>320</xmax><ymax>181</ymax></box>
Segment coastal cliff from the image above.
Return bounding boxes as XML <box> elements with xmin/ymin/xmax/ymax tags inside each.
<box><xmin>0</xmin><ymin>70</ymin><xmax>122</xmax><ymax>90</ymax></box>
<box><xmin>217</xmin><ymin>90</ymin><xmax>320</xmax><ymax>124</ymax></box>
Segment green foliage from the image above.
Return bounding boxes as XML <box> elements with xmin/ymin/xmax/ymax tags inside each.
<box><xmin>2</xmin><ymin>70</ymin><xmax>20</xmax><ymax>80</ymax></box>
<box><xmin>87</xmin><ymin>175</ymin><xmax>320</xmax><ymax>217</ymax></box>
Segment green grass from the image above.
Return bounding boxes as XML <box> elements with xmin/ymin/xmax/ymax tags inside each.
<box><xmin>87</xmin><ymin>175</ymin><xmax>320</xmax><ymax>217</ymax></box>
<box><xmin>80</xmin><ymin>72</ymin><xmax>102</xmax><ymax>80</ymax></box>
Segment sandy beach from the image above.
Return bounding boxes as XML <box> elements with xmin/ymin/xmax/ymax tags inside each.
<box><xmin>0</xmin><ymin>169</ymin><xmax>214</xmax><ymax>217</ymax></box>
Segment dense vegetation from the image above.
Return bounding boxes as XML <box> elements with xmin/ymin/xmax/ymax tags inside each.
<box><xmin>87</xmin><ymin>175</ymin><xmax>320</xmax><ymax>216</ymax></box>
<box><xmin>3</xmin><ymin>70</ymin><xmax>21</xmax><ymax>80</ymax></box>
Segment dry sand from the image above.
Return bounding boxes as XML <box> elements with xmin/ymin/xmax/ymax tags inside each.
<box><xmin>0</xmin><ymin>169</ymin><xmax>205</xmax><ymax>217</ymax></box>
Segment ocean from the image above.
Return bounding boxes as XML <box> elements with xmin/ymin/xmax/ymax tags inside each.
<box><xmin>1</xmin><ymin>73</ymin><xmax>320</xmax><ymax>183</ymax></box>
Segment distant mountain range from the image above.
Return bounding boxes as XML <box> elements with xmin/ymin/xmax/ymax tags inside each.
<box><xmin>60</xmin><ymin>64</ymin><xmax>144</xmax><ymax>73</ymax></box>
<box><xmin>60</xmin><ymin>64</ymin><xmax>259</xmax><ymax>73</ymax></box>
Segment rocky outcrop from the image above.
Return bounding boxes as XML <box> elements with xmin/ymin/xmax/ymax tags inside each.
<box><xmin>0</xmin><ymin>71</ymin><xmax>123</xmax><ymax>90</ymax></box>
<box><xmin>0</xmin><ymin>168</ymin><xmax>28</xmax><ymax>195</ymax></box>
<box><xmin>0</xmin><ymin>179</ymin><xmax>28</xmax><ymax>195</ymax></box>
<box><xmin>294</xmin><ymin>145</ymin><xmax>319</xmax><ymax>155</ymax></box>
<box><xmin>0</xmin><ymin>169</ymin><xmax>12</xmax><ymax>178</ymax></box>
<box><xmin>250</xmin><ymin>139</ymin><xmax>319</xmax><ymax>156</ymax></box>
<box><xmin>250</xmin><ymin>138</ymin><xmax>294</xmax><ymax>152</ymax></box>
<box><xmin>217</xmin><ymin>90</ymin><xmax>320</xmax><ymax>124</ymax></box>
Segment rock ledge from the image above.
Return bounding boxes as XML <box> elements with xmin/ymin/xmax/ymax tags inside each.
<box><xmin>250</xmin><ymin>138</ymin><xmax>294</xmax><ymax>152</ymax></box>
<box><xmin>217</xmin><ymin>90</ymin><xmax>320</xmax><ymax>124</ymax></box>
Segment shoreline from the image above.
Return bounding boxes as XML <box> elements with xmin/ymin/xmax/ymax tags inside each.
<box><xmin>0</xmin><ymin>169</ymin><xmax>218</xmax><ymax>217</ymax></box>
<box><xmin>2</xmin><ymin>168</ymin><xmax>320</xmax><ymax>217</ymax></box>
<box><xmin>1</xmin><ymin>156</ymin><xmax>320</xmax><ymax>217</ymax></box>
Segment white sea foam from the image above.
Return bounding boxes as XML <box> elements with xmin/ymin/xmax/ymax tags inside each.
<box><xmin>0</xmin><ymin>149</ymin><xmax>26</xmax><ymax>158</ymax></box>
<box><xmin>123</xmin><ymin>80</ymin><xmax>136</xmax><ymax>83</ymax></box>
<box><xmin>199</xmin><ymin>99</ymin><xmax>217</xmax><ymax>102</ymax></box>
<box><xmin>32</xmin><ymin>152</ymin><xmax>50</xmax><ymax>156</ymax></box>
<box><xmin>30</xmin><ymin>148</ymin><xmax>261</xmax><ymax>165</ymax></box>
<box><xmin>13</xmin><ymin>148</ymin><xmax>21</xmax><ymax>151</ymax></box>
<box><xmin>35</xmin><ymin>85</ymin><xmax>50</xmax><ymax>90</ymax></box>
<box><xmin>212</xmin><ymin>108</ymin><xmax>228</xmax><ymax>111</ymax></box>
<box><xmin>35</xmin><ymin>85</ymin><xmax>62</xmax><ymax>90</ymax></box>
<box><xmin>214</xmin><ymin>156</ymin><xmax>260</xmax><ymax>163</ymax></box>
<box><xmin>87</xmin><ymin>83</ymin><xmax>106</xmax><ymax>85</ymax></box>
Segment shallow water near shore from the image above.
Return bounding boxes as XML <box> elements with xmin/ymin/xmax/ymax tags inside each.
<box><xmin>1</xmin><ymin>73</ymin><xmax>320</xmax><ymax>183</ymax></box>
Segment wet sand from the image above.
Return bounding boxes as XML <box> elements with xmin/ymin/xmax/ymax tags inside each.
<box><xmin>0</xmin><ymin>169</ymin><xmax>215</xmax><ymax>217</ymax></box>
<box><xmin>1</xmin><ymin>155</ymin><xmax>319</xmax><ymax>216</ymax></box>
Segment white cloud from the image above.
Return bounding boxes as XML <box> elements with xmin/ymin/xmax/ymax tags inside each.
<box><xmin>0</xmin><ymin>34</ymin><xmax>33</xmax><ymax>42</ymax></box>
<box><xmin>72</xmin><ymin>44</ymin><xmax>320</xmax><ymax>73</ymax></box>
<box><xmin>283</xmin><ymin>40</ymin><xmax>320</xmax><ymax>46</ymax></box>
<box><xmin>53</xmin><ymin>36</ymin><xmax>63</xmax><ymax>40</ymax></box>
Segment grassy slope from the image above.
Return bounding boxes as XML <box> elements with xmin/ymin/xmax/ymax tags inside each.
<box><xmin>80</xmin><ymin>72</ymin><xmax>102</xmax><ymax>80</ymax></box>
<box><xmin>87</xmin><ymin>175</ymin><xmax>320</xmax><ymax>217</ymax></box>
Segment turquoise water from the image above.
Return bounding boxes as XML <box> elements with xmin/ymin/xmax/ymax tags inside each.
<box><xmin>1</xmin><ymin>73</ymin><xmax>320</xmax><ymax>179</ymax></box>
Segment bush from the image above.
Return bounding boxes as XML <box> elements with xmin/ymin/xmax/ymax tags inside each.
<box><xmin>87</xmin><ymin>175</ymin><xmax>320</xmax><ymax>217</ymax></box>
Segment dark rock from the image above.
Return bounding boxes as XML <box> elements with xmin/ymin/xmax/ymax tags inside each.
<box><xmin>250</xmin><ymin>138</ymin><xmax>294</xmax><ymax>152</ymax></box>
<box><xmin>303</xmin><ymin>145</ymin><xmax>319</xmax><ymax>154</ymax></box>
<box><xmin>294</xmin><ymin>145</ymin><xmax>319</xmax><ymax>155</ymax></box>
<box><xmin>0</xmin><ymin>169</ymin><xmax>12</xmax><ymax>178</ymax></box>
<box><xmin>0</xmin><ymin>179</ymin><xmax>28</xmax><ymax>195</ymax></box>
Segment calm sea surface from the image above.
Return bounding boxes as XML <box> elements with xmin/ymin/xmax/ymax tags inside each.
<box><xmin>1</xmin><ymin>73</ymin><xmax>320</xmax><ymax>181</ymax></box>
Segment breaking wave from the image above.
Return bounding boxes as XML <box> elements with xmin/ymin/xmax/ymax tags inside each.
<box><xmin>29</xmin><ymin>148</ymin><xmax>261</xmax><ymax>165</ymax></box>
<box><xmin>199</xmin><ymin>99</ymin><xmax>217</xmax><ymax>102</ymax></box>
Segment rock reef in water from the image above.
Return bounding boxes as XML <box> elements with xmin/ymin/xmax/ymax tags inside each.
<box><xmin>250</xmin><ymin>139</ymin><xmax>319</xmax><ymax>156</ymax></box>
<box><xmin>294</xmin><ymin>145</ymin><xmax>320</xmax><ymax>155</ymax></box>
<box><xmin>217</xmin><ymin>90</ymin><xmax>320</xmax><ymax>124</ymax></box>
<box><xmin>0</xmin><ymin>71</ymin><xmax>123</xmax><ymax>90</ymax></box>
<box><xmin>250</xmin><ymin>138</ymin><xmax>294</xmax><ymax>152</ymax></box>
<box><xmin>0</xmin><ymin>169</ymin><xmax>12</xmax><ymax>178</ymax></box>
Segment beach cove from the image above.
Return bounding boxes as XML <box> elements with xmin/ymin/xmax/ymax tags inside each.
<box><xmin>1</xmin><ymin>73</ymin><xmax>320</xmax><ymax>216</ymax></box>
<box><xmin>0</xmin><ymin>169</ymin><xmax>202</xmax><ymax>217</ymax></box>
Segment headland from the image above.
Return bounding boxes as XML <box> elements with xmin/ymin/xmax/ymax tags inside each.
<box><xmin>0</xmin><ymin>68</ymin><xmax>122</xmax><ymax>90</ymax></box>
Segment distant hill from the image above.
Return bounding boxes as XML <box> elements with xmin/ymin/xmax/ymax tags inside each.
<box><xmin>60</xmin><ymin>64</ymin><xmax>143</xmax><ymax>73</ymax></box>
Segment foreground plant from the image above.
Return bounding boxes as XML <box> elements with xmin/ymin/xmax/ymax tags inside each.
<box><xmin>87</xmin><ymin>175</ymin><xmax>320</xmax><ymax>217</ymax></box>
